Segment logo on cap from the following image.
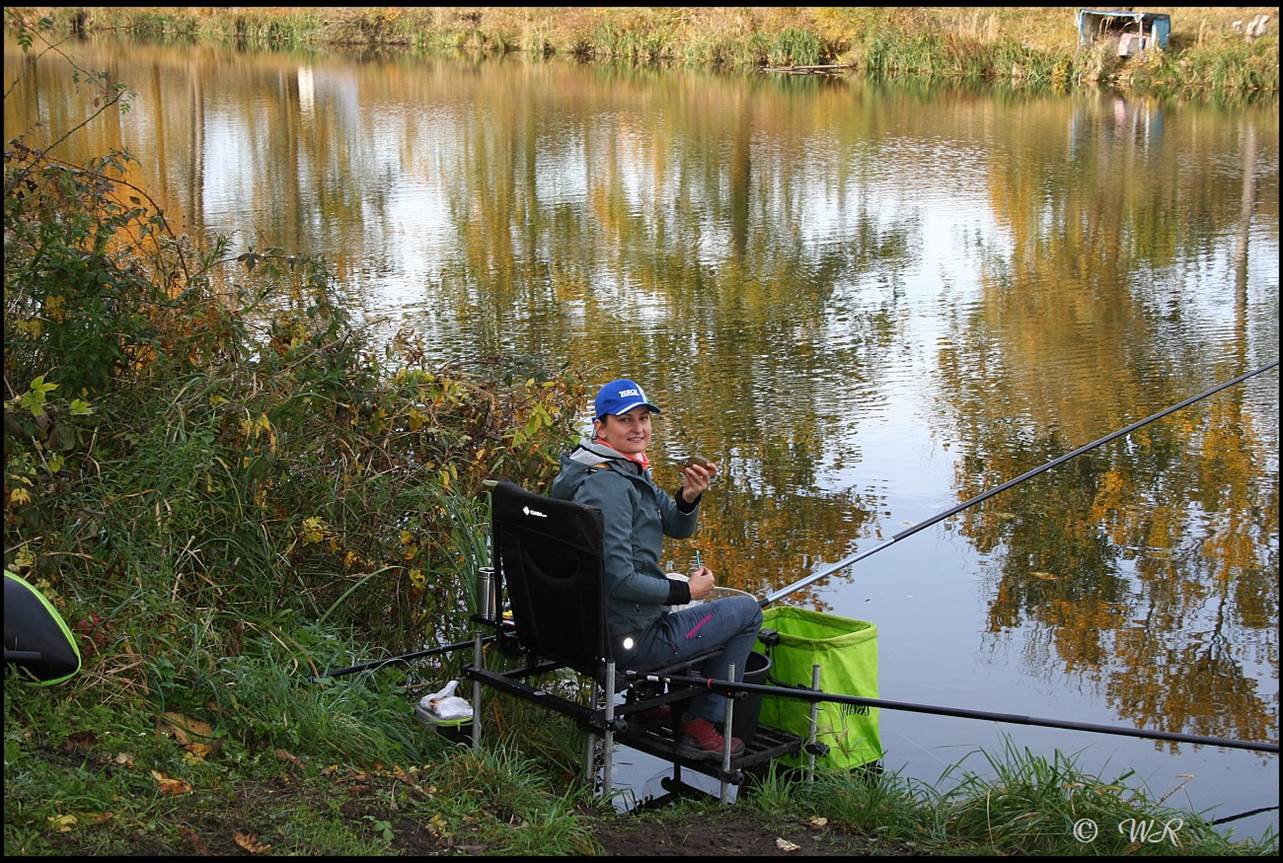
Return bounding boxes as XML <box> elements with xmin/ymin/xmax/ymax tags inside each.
<box><xmin>595</xmin><ymin>378</ymin><xmax>662</xmax><ymax>418</ymax></box>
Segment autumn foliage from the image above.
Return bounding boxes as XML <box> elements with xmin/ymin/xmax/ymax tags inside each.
<box><xmin>3</xmin><ymin>140</ymin><xmax>589</xmax><ymax>699</ymax></box>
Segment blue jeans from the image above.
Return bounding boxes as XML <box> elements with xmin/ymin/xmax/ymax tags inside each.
<box><xmin>615</xmin><ymin>595</ymin><xmax>763</xmax><ymax>725</ymax></box>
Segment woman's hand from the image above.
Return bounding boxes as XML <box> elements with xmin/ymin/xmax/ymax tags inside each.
<box><xmin>679</xmin><ymin>460</ymin><xmax>718</xmax><ymax>504</ymax></box>
<box><xmin>688</xmin><ymin>566</ymin><xmax>715</xmax><ymax>600</ymax></box>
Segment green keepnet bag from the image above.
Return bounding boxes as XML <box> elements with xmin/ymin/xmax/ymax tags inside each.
<box><xmin>757</xmin><ymin>606</ymin><xmax>881</xmax><ymax>770</ymax></box>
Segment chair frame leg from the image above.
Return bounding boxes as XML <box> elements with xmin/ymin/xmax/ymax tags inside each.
<box><xmin>471</xmin><ymin>631</ymin><xmax>484</xmax><ymax>750</ymax></box>
<box><xmin>602</xmin><ymin>661</ymin><xmax>616</xmax><ymax>796</ymax></box>
<box><xmin>719</xmin><ymin>662</ymin><xmax>735</xmax><ymax>803</ymax></box>
<box><xmin>585</xmin><ymin>680</ymin><xmax>600</xmax><ymax>784</ymax></box>
<box><xmin>806</xmin><ymin>664</ymin><xmax>821</xmax><ymax>783</ymax></box>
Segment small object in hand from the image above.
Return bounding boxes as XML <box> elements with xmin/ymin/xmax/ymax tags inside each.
<box><xmin>682</xmin><ymin>454</ymin><xmax>714</xmax><ymax>470</ymax></box>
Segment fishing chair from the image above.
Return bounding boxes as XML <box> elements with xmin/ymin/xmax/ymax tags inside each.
<box><xmin>464</xmin><ymin>481</ymin><xmax>803</xmax><ymax>803</ymax></box>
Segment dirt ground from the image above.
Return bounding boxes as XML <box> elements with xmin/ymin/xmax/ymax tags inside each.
<box><xmin>590</xmin><ymin>809</ymin><xmax>909</xmax><ymax>857</ymax></box>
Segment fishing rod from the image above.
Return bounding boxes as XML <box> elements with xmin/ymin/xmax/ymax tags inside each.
<box><xmin>764</xmin><ymin>359</ymin><xmax>1280</xmax><ymax>607</ymax></box>
<box><xmin>312</xmin><ymin>635</ymin><xmax>495</xmax><ymax>682</ymax></box>
<box><xmin>626</xmin><ymin>669</ymin><xmax>1281</xmax><ymax>754</ymax></box>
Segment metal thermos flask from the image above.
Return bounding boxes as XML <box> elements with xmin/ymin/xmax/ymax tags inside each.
<box><xmin>477</xmin><ymin>567</ymin><xmax>496</xmax><ymax>621</ymax></box>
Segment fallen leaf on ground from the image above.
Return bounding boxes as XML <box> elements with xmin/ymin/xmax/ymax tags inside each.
<box><xmin>156</xmin><ymin>711</ymin><xmax>221</xmax><ymax>757</ymax></box>
<box><xmin>156</xmin><ymin>711</ymin><xmax>211</xmax><ymax>745</ymax></box>
<box><xmin>233</xmin><ymin>831</ymin><xmax>272</xmax><ymax>854</ymax></box>
<box><xmin>185</xmin><ymin>742</ymin><xmax>215</xmax><ymax>760</ymax></box>
<box><xmin>150</xmin><ymin>770</ymin><xmax>193</xmax><ymax>795</ymax></box>
<box><xmin>809</xmin><ymin>816</ymin><xmax>828</xmax><ymax>829</ymax></box>
<box><xmin>47</xmin><ymin>814</ymin><xmax>77</xmax><ymax>832</ymax></box>
<box><xmin>426</xmin><ymin>814</ymin><xmax>450</xmax><ymax>839</ymax></box>
<box><xmin>776</xmin><ymin>837</ymin><xmax>800</xmax><ymax>852</ymax></box>
<box><xmin>182</xmin><ymin>826</ymin><xmax>210</xmax><ymax>854</ymax></box>
<box><xmin>114</xmin><ymin>752</ymin><xmax>135</xmax><ymax>766</ymax></box>
<box><xmin>274</xmin><ymin>748</ymin><xmax>304</xmax><ymax>767</ymax></box>
<box><xmin>64</xmin><ymin>731</ymin><xmax>98</xmax><ymax>750</ymax></box>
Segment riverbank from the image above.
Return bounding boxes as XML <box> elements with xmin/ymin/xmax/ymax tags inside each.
<box><xmin>9</xmin><ymin>6</ymin><xmax>1280</xmax><ymax>100</ymax></box>
<box><xmin>7</xmin><ymin>666</ymin><xmax>1275</xmax><ymax>855</ymax></box>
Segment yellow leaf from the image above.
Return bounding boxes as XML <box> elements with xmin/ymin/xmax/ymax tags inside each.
<box><xmin>809</xmin><ymin>816</ymin><xmax>828</xmax><ymax>829</ymax></box>
<box><xmin>400</xmin><ymin>530</ymin><xmax>414</xmax><ymax>545</ymax></box>
<box><xmin>233</xmin><ymin>831</ymin><xmax>272</xmax><ymax>854</ymax></box>
<box><xmin>185</xmin><ymin>742</ymin><xmax>215</xmax><ymax>760</ymax></box>
<box><xmin>10</xmin><ymin>488</ymin><xmax>31</xmax><ymax>505</ymax></box>
<box><xmin>45</xmin><ymin>294</ymin><xmax>66</xmax><ymax>322</ymax></box>
<box><xmin>12</xmin><ymin>546</ymin><xmax>34</xmax><ymax>571</ymax></box>
<box><xmin>151</xmin><ymin>770</ymin><xmax>193</xmax><ymax>795</ymax></box>
<box><xmin>426</xmin><ymin>814</ymin><xmax>450</xmax><ymax>838</ymax></box>
<box><xmin>47</xmin><ymin>814</ymin><xmax>77</xmax><ymax>832</ymax></box>
<box><xmin>156</xmin><ymin>712</ymin><xmax>214</xmax><ymax>748</ymax></box>
<box><xmin>301</xmin><ymin>516</ymin><xmax>328</xmax><ymax>544</ymax></box>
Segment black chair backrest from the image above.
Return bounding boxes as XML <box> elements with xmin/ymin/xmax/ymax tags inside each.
<box><xmin>491</xmin><ymin>481</ymin><xmax>610</xmax><ymax>674</ymax></box>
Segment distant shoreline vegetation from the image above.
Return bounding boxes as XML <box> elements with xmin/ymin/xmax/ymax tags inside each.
<box><xmin>7</xmin><ymin>6</ymin><xmax>1280</xmax><ymax>101</ymax></box>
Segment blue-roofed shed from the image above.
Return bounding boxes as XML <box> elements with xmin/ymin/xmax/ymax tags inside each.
<box><xmin>1077</xmin><ymin>9</ymin><xmax>1172</xmax><ymax>55</ymax></box>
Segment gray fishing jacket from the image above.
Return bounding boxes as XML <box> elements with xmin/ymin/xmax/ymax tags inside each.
<box><xmin>549</xmin><ymin>439</ymin><xmax>699</xmax><ymax>636</ymax></box>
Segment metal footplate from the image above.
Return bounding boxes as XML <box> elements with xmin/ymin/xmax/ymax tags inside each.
<box><xmin>615</xmin><ymin>722</ymin><xmax>804</xmax><ymax>784</ymax></box>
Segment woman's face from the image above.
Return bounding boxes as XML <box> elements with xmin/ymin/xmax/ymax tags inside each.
<box><xmin>594</xmin><ymin>407</ymin><xmax>653</xmax><ymax>456</ymax></box>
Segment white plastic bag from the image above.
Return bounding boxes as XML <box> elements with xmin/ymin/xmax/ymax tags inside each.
<box><xmin>418</xmin><ymin>680</ymin><xmax>473</xmax><ymax>721</ymax></box>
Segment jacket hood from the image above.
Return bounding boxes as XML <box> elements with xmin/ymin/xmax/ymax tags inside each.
<box><xmin>549</xmin><ymin>438</ymin><xmax>640</xmax><ymax>499</ymax></box>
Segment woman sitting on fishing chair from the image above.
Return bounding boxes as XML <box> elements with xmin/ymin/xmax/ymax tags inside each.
<box><xmin>550</xmin><ymin>378</ymin><xmax>763</xmax><ymax>760</ymax></box>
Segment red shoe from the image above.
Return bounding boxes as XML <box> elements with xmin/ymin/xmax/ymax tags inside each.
<box><xmin>678</xmin><ymin>717</ymin><xmax>745</xmax><ymax>760</ymax></box>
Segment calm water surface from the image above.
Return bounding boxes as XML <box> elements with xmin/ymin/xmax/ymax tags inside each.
<box><xmin>6</xmin><ymin>36</ymin><xmax>1278</xmax><ymax>834</ymax></box>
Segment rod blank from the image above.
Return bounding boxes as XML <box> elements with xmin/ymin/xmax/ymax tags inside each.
<box><xmin>313</xmin><ymin>635</ymin><xmax>493</xmax><ymax>681</ymax></box>
<box><xmin>765</xmin><ymin>359</ymin><xmax>1279</xmax><ymax>606</ymax></box>
<box><xmin>632</xmin><ymin>670</ymin><xmax>1280</xmax><ymax>754</ymax></box>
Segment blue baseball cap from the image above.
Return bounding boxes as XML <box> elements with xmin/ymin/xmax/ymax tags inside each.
<box><xmin>595</xmin><ymin>379</ymin><xmax>662</xmax><ymax>418</ymax></box>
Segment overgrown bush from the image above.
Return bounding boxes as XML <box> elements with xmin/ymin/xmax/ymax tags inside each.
<box><xmin>3</xmin><ymin>139</ymin><xmax>589</xmax><ymax>708</ymax></box>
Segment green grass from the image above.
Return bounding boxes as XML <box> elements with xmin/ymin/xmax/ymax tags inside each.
<box><xmin>3</xmin><ymin>636</ymin><xmax>606</xmax><ymax>856</ymax></box>
<box><xmin>733</xmin><ymin>741</ymin><xmax>1277</xmax><ymax>855</ymax></box>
